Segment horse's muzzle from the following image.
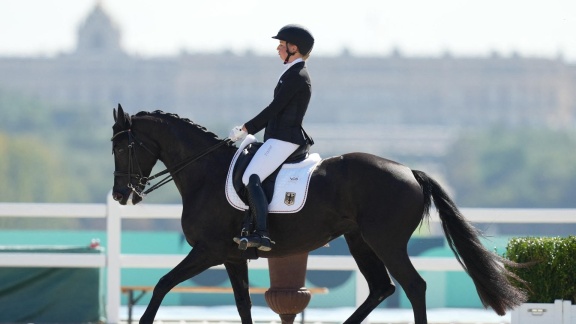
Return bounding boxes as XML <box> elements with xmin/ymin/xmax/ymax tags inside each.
<box><xmin>112</xmin><ymin>191</ymin><xmax>124</xmax><ymax>202</ymax></box>
<box><xmin>112</xmin><ymin>189</ymin><xmax>141</xmax><ymax>205</ymax></box>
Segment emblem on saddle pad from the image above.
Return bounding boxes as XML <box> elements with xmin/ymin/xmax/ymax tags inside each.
<box><xmin>284</xmin><ymin>192</ymin><xmax>296</xmax><ymax>206</ymax></box>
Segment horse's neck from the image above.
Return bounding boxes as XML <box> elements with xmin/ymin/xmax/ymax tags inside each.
<box><xmin>159</xmin><ymin>138</ymin><xmax>235</xmax><ymax>196</ymax></box>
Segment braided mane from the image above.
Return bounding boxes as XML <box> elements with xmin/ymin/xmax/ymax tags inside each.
<box><xmin>134</xmin><ymin>110</ymin><xmax>225</xmax><ymax>142</ymax></box>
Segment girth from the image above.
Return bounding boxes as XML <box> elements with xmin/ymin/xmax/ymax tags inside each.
<box><xmin>232</xmin><ymin>142</ymin><xmax>310</xmax><ymax>205</ymax></box>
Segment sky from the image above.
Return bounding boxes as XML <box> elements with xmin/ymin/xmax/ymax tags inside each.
<box><xmin>1</xmin><ymin>0</ymin><xmax>575</xmax><ymax>61</ymax></box>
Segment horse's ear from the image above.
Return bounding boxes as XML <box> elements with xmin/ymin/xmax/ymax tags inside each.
<box><xmin>117</xmin><ymin>103</ymin><xmax>124</xmax><ymax>119</ymax></box>
<box><xmin>114</xmin><ymin>103</ymin><xmax>131</xmax><ymax>128</ymax></box>
<box><xmin>114</xmin><ymin>103</ymin><xmax>125</xmax><ymax>122</ymax></box>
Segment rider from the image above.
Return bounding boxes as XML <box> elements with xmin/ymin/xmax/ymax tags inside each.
<box><xmin>229</xmin><ymin>24</ymin><xmax>315</xmax><ymax>251</ymax></box>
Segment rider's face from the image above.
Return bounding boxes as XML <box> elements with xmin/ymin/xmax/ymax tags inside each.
<box><xmin>276</xmin><ymin>40</ymin><xmax>298</xmax><ymax>62</ymax></box>
<box><xmin>277</xmin><ymin>41</ymin><xmax>288</xmax><ymax>61</ymax></box>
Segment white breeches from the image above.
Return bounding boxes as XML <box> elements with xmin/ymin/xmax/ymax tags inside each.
<box><xmin>242</xmin><ymin>138</ymin><xmax>299</xmax><ymax>185</ymax></box>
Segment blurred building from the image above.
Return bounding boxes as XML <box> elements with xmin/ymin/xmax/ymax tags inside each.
<box><xmin>0</xmin><ymin>3</ymin><xmax>574</xmax><ymax>160</ymax></box>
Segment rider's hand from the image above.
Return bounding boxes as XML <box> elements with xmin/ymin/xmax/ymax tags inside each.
<box><xmin>228</xmin><ymin>125</ymin><xmax>247</xmax><ymax>142</ymax></box>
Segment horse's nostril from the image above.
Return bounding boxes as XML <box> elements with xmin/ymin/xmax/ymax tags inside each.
<box><xmin>112</xmin><ymin>192</ymin><xmax>123</xmax><ymax>201</ymax></box>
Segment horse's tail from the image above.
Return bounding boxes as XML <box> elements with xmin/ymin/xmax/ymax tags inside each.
<box><xmin>412</xmin><ymin>170</ymin><xmax>528</xmax><ymax>315</ymax></box>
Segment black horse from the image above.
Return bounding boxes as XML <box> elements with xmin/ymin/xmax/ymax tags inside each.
<box><xmin>111</xmin><ymin>105</ymin><xmax>526</xmax><ymax>324</ymax></box>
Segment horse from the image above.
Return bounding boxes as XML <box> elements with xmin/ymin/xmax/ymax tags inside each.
<box><xmin>110</xmin><ymin>104</ymin><xmax>527</xmax><ymax>324</ymax></box>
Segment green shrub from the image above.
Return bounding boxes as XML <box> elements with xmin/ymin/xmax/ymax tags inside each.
<box><xmin>505</xmin><ymin>236</ymin><xmax>576</xmax><ymax>303</ymax></box>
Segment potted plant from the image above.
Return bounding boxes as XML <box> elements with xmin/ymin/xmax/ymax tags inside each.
<box><xmin>505</xmin><ymin>236</ymin><xmax>576</xmax><ymax>324</ymax></box>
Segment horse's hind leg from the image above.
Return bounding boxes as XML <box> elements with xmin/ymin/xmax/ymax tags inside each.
<box><xmin>342</xmin><ymin>230</ymin><xmax>396</xmax><ymax>324</ymax></box>
<box><xmin>364</xmin><ymin>231</ymin><xmax>428</xmax><ymax>324</ymax></box>
<box><xmin>382</xmin><ymin>248</ymin><xmax>427</xmax><ymax>324</ymax></box>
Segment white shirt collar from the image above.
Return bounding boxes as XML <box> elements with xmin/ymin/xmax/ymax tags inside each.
<box><xmin>280</xmin><ymin>58</ymin><xmax>304</xmax><ymax>79</ymax></box>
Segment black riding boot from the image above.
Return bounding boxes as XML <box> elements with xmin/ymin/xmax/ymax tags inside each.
<box><xmin>234</xmin><ymin>174</ymin><xmax>272</xmax><ymax>251</ymax></box>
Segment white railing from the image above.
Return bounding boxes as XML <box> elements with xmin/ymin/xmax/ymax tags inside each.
<box><xmin>0</xmin><ymin>195</ymin><xmax>575</xmax><ymax>323</ymax></box>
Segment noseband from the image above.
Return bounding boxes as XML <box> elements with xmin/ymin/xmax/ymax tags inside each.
<box><xmin>111</xmin><ymin>129</ymin><xmax>231</xmax><ymax>198</ymax></box>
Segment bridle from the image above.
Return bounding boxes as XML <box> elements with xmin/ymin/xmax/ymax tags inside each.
<box><xmin>111</xmin><ymin>128</ymin><xmax>231</xmax><ymax>198</ymax></box>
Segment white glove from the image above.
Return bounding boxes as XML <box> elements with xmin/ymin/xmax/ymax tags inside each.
<box><xmin>228</xmin><ymin>125</ymin><xmax>247</xmax><ymax>142</ymax></box>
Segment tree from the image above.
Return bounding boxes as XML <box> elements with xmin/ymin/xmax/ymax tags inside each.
<box><xmin>0</xmin><ymin>89</ymin><xmax>114</xmax><ymax>203</ymax></box>
<box><xmin>0</xmin><ymin>133</ymin><xmax>90</xmax><ymax>203</ymax></box>
<box><xmin>443</xmin><ymin>128</ymin><xmax>576</xmax><ymax>207</ymax></box>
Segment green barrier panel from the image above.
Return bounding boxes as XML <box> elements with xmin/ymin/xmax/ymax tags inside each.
<box><xmin>0</xmin><ymin>246</ymin><xmax>104</xmax><ymax>323</ymax></box>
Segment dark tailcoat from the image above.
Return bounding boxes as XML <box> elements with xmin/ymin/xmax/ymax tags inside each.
<box><xmin>244</xmin><ymin>61</ymin><xmax>312</xmax><ymax>146</ymax></box>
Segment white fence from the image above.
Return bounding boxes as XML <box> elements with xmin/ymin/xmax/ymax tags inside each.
<box><xmin>0</xmin><ymin>195</ymin><xmax>575</xmax><ymax>323</ymax></box>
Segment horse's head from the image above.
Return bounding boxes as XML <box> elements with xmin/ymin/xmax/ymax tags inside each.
<box><xmin>111</xmin><ymin>104</ymin><xmax>159</xmax><ymax>205</ymax></box>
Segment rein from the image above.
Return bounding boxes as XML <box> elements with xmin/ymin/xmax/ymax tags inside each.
<box><xmin>112</xmin><ymin>129</ymin><xmax>232</xmax><ymax>198</ymax></box>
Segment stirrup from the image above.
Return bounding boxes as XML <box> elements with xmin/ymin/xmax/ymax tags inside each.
<box><xmin>232</xmin><ymin>234</ymin><xmax>274</xmax><ymax>251</ymax></box>
<box><xmin>233</xmin><ymin>235</ymin><xmax>262</xmax><ymax>251</ymax></box>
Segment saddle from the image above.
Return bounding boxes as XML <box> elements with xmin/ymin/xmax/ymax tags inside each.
<box><xmin>231</xmin><ymin>140</ymin><xmax>311</xmax><ymax>205</ymax></box>
<box><xmin>225</xmin><ymin>135</ymin><xmax>321</xmax><ymax>213</ymax></box>
<box><xmin>226</xmin><ymin>135</ymin><xmax>320</xmax><ymax>259</ymax></box>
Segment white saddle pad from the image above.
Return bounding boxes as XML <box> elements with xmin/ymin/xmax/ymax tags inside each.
<box><xmin>225</xmin><ymin>135</ymin><xmax>321</xmax><ymax>213</ymax></box>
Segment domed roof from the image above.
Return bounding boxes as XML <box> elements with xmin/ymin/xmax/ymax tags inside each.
<box><xmin>75</xmin><ymin>2</ymin><xmax>124</xmax><ymax>56</ymax></box>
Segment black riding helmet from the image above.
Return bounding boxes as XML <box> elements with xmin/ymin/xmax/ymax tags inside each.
<box><xmin>272</xmin><ymin>24</ymin><xmax>314</xmax><ymax>63</ymax></box>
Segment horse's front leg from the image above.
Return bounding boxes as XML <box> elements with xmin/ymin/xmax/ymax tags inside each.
<box><xmin>139</xmin><ymin>245</ymin><xmax>222</xmax><ymax>324</ymax></box>
<box><xmin>224</xmin><ymin>260</ymin><xmax>253</xmax><ymax>324</ymax></box>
